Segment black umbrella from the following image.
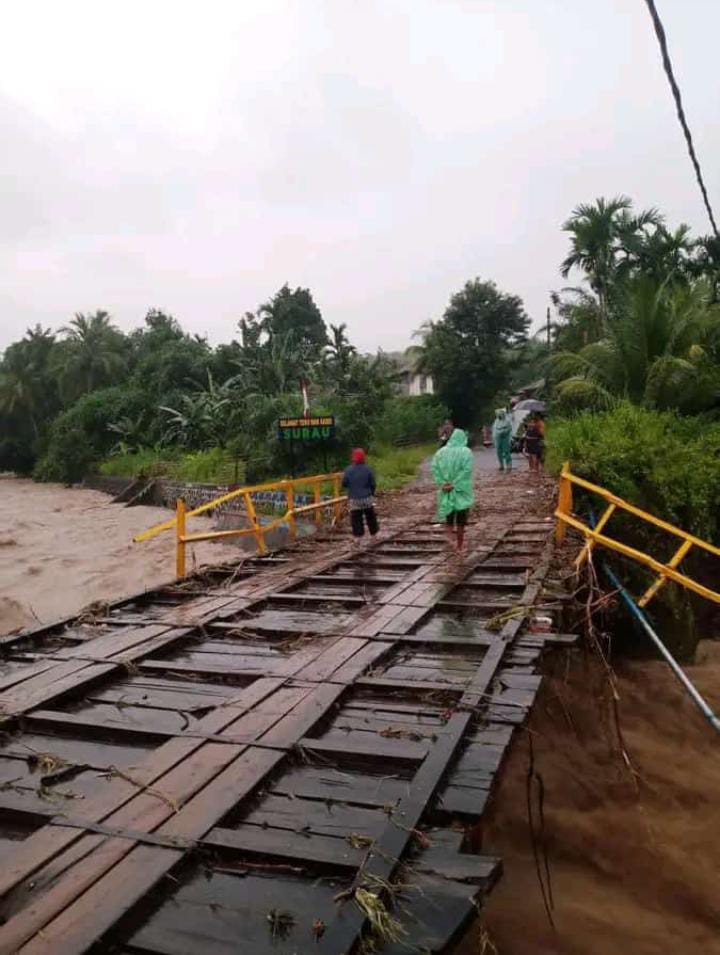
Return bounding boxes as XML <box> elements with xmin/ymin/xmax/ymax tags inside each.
<box><xmin>514</xmin><ymin>399</ymin><xmax>546</xmax><ymax>412</ymax></box>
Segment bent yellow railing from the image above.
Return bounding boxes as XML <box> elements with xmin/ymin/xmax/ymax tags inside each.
<box><xmin>555</xmin><ymin>462</ymin><xmax>720</xmax><ymax>606</ymax></box>
<box><xmin>134</xmin><ymin>472</ymin><xmax>346</xmax><ymax>578</ymax></box>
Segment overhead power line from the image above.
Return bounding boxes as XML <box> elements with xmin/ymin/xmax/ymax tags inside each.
<box><xmin>643</xmin><ymin>0</ymin><xmax>720</xmax><ymax>239</ymax></box>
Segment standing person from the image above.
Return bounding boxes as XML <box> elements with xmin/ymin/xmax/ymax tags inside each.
<box><xmin>438</xmin><ymin>418</ymin><xmax>454</xmax><ymax>447</ymax></box>
<box><xmin>342</xmin><ymin>448</ymin><xmax>379</xmax><ymax>546</ymax></box>
<box><xmin>492</xmin><ymin>408</ymin><xmax>513</xmax><ymax>472</ymax></box>
<box><xmin>523</xmin><ymin>415</ymin><xmax>543</xmax><ymax>473</ymax></box>
<box><xmin>431</xmin><ymin>429</ymin><xmax>474</xmax><ymax>554</ymax></box>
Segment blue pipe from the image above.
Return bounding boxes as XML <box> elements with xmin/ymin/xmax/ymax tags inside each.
<box><xmin>588</xmin><ymin>510</ymin><xmax>720</xmax><ymax>736</ymax></box>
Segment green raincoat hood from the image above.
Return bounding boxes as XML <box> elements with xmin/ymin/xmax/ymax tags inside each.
<box><xmin>492</xmin><ymin>410</ymin><xmax>513</xmax><ymax>439</ymax></box>
<box><xmin>446</xmin><ymin>429</ymin><xmax>469</xmax><ymax>448</ymax></box>
<box><xmin>431</xmin><ymin>428</ymin><xmax>475</xmax><ymax>520</ymax></box>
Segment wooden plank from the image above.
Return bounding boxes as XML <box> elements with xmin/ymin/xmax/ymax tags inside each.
<box><xmin>237</xmin><ymin>793</ymin><xmax>389</xmax><ymax>839</ymax></box>
<box><xmin>327</xmin><ymin>640</ymin><xmax>392</xmax><ymax>683</ymax></box>
<box><xmin>126</xmin><ymin>865</ymin><xmax>345</xmax><ymax>955</ymax></box>
<box><xmin>86</xmin><ymin>678</ymin><xmax>246</xmax><ymax>710</ymax></box>
<box><xmin>298</xmin><ymin>735</ymin><xmax>428</xmax><ymax>763</ymax></box>
<box><xmin>315</xmin><ymin>711</ymin><xmax>473</xmax><ymax>954</ymax></box>
<box><xmin>259</xmin><ymin>682</ymin><xmax>346</xmax><ymax>747</ymax></box>
<box><xmin>0</xmin><ymin>661</ymin><xmax>117</xmax><ymax>717</ymax></box>
<box><xmin>22</xmin><ymin>709</ymin><xmax>180</xmax><ymax>741</ymax></box>
<box><xmin>0</xmin><ymin>678</ymin><xmax>284</xmax><ymax>904</ymax></box>
<box><xmin>292</xmin><ymin>637</ymin><xmax>369</xmax><ymax>682</ymax></box>
<box><xmin>381</xmin><ymin>631</ymin><xmax>498</xmax><ymax>648</ymax></box>
<box><xmin>437</xmin><ymin>785</ymin><xmax>491</xmax><ymax>816</ymax></box>
<box><xmin>270</xmin><ymin>765</ymin><xmax>409</xmax><ymax>806</ymax></box>
<box><xmin>378</xmin><ymin>604</ymin><xmax>428</xmax><ymax>634</ymax></box>
<box><xmin>203</xmin><ymin>824</ymin><xmax>364</xmax><ymax>868</ymax></box>
<box><xmin>5</xmin><ymin>746</ymin><xmax>284</xmax><ymax>955</ymax></box>
<box><xmin>49</xmin><ymin>625</ymin><xmax>172</xmax><ymax>661</ymax></box>
<box><xmin>356</xmin><ymin>676</ymin><xmax>464</xmax><ymax>695</ymax></box>
<box><xmin>347</xmin><ymin>602</ymin><xmax>407</xmax><ymax>638</ymax></box>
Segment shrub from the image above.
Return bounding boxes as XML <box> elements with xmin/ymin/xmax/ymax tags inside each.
<box><xmin>547</xmin><ymin>403</ymin><xmax>720</xmax><ymax>543</ymax></box>
<box><xmin>33</xmin><ymin>426</ymin><xmax>98</xmax><ymax>483</ymax></box>
<box><xmin>374</xmin><ymin>396</ymin><xmax>448</xmax><ymax>446</ymax></box>
<box><xmin>34</xmin><ymin>387</ymin><xmax>147</xmax><ymax>482</ymax></box>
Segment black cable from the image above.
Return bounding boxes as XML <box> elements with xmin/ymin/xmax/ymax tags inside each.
<box><xmin>643</xmin><ymin>0</ymin><xmax>720</xmax><ymax>239</ymax></box>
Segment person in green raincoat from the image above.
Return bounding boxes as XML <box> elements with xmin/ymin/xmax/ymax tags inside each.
<box><xmin>431</xmin><ymin>428</ymin><xmax>474</xmax><ymax>553</ymax></box>
<box><xmin>492</xmin><ymin>408</ymin><xmax>513</xmax><ymax>472</ymax></box>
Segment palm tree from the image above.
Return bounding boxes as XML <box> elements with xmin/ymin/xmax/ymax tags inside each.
<box><xmin>550</xmin><ymin>278</ymin><xmax>720</xmax><ymax>413</ymax></box>
<box><xmin>551</xmin><ymin>288</ymin><xmax>604</xmax><ymax>349</ymax></box>
<box><xmin>54</xmin><ymin>311</ymin><xmax>127</xmax><ymax>400</ymax></box>
<box><xmin>561</xmin><ymin>197</ymin><xmax>663</xmax><ymax>321</ymax></box>
<box><xmin>323</xmin><ymin>323</ymin><xmax>356</xmax><ymax>378</ymax></box>
<box><xmin>630</xmin><ymin>224</ymin><xmax>695</xmax><ymax>284</ymax></box>
<box><xmin>0</xmin><ymin>325</ymin><xmax>56</xmax><ymax>437</ymax></box>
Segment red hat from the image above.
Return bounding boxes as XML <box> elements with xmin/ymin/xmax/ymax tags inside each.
<box><xmin>351</xmin><ymin>448</ymin><xmax>366</xmax><ymax>464</ymax></box>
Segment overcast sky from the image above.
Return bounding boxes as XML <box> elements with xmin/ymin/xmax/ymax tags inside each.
<box><xmin>2</xmin><ymin>0</ymin><xmax>719</xmax><ymax>353</ymax></box>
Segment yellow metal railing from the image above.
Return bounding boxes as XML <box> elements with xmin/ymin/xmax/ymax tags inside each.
<box><xmin>555</xmin><ymin>461</ymin><xmax>720</xmax><ymax>607</ymax></box>
<box><xmin>134</xmin><ymin>472</ymin><xmax>346</xmax><ymax>578</ymax></box>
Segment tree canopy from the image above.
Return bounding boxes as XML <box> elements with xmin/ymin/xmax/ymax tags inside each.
<box><xmin>550</xmin><ymin>196</ymin><xmax>720</xmax><ymax>416</ymax></box>
<box><xmin>417</xmin><ymin>279</ymin><xmax>530</xmax><ymax>426</ymax></box>
<box><xmin>0</xmin><ymin>284</ymin><xmax>446</xmax><ymax>482</ymax></box>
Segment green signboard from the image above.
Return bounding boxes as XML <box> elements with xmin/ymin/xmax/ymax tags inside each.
<box><xmin>278</xmin><ymin>415</ymin><xmax>335</xmax><ymax>442</ymax></box>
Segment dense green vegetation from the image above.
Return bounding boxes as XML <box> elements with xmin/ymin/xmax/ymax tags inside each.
<box><xmin>549</xmin><ymin>197</ymin><xmax>720</xmax><ymax>415</ymax></box>
<box><xmin>541</xmin><ymin>196</ymin><xmax>720</xmax><ymax>546</ymax></box>
<box><xmin>543</xmin><ymin>199</ymin><xmax>720</xmax><ymax>655</ymax></box>
<box><xmin>3</xmin><ymin>193</ymin><xmax>719</xmax><ymax>517</ymax></box>
<box><xmin>547</xmin><ymin>404</ymin><xmax>720</xmax><ymax>543</ymax></box>
<box><xmin>0</xmin><ymin>286</ymin><xmax>451</xmax><ymax>485</ymax></box>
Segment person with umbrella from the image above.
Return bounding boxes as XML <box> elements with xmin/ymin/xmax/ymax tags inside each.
<box><xmin>523</xmin><ymin>414</ymin><xmax>544</xmax><ymax>472</ymax></box>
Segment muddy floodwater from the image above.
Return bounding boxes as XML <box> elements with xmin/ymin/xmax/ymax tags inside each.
<box><xmin>0</xmin><ymin>477</ymin><xmax>226</xmax><ymax>634</ymax></box>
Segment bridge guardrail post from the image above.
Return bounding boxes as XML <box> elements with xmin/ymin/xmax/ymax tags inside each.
<box><xmin>556</xmin><ymin>461</ymin><xmax>573</xmax><ymax>544</ymax></box>
<box><xmin>176</xmin><ymin>498</ymin><xmax>186</xmax><ymax>578</ymax></box>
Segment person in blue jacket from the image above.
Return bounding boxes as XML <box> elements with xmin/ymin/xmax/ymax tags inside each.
<box><xmin>342</xmin><ymin>448</ymin><xmax>379</xmax><ymax>545</ymax></box>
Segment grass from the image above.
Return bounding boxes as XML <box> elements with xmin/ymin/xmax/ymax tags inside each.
<box><xmin>369</xmin><ymin>443</ymin><xmax>434</xmax><ymax>491</ymax></box>
<box><xmin>99</xmin><ymin>447</ymin><xmax>245</xmax><ymax>484</ymax></box>
<box><xmin>99</xmin><ymin>442</ymin><xmax>432</xmax><ymax>491</ymax></box>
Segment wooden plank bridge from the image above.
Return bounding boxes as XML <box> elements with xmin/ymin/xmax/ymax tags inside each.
<box><xmin>0</xmin><ymin>494</ymin><xmax>561</xmax><ymax>954</ymax></box>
